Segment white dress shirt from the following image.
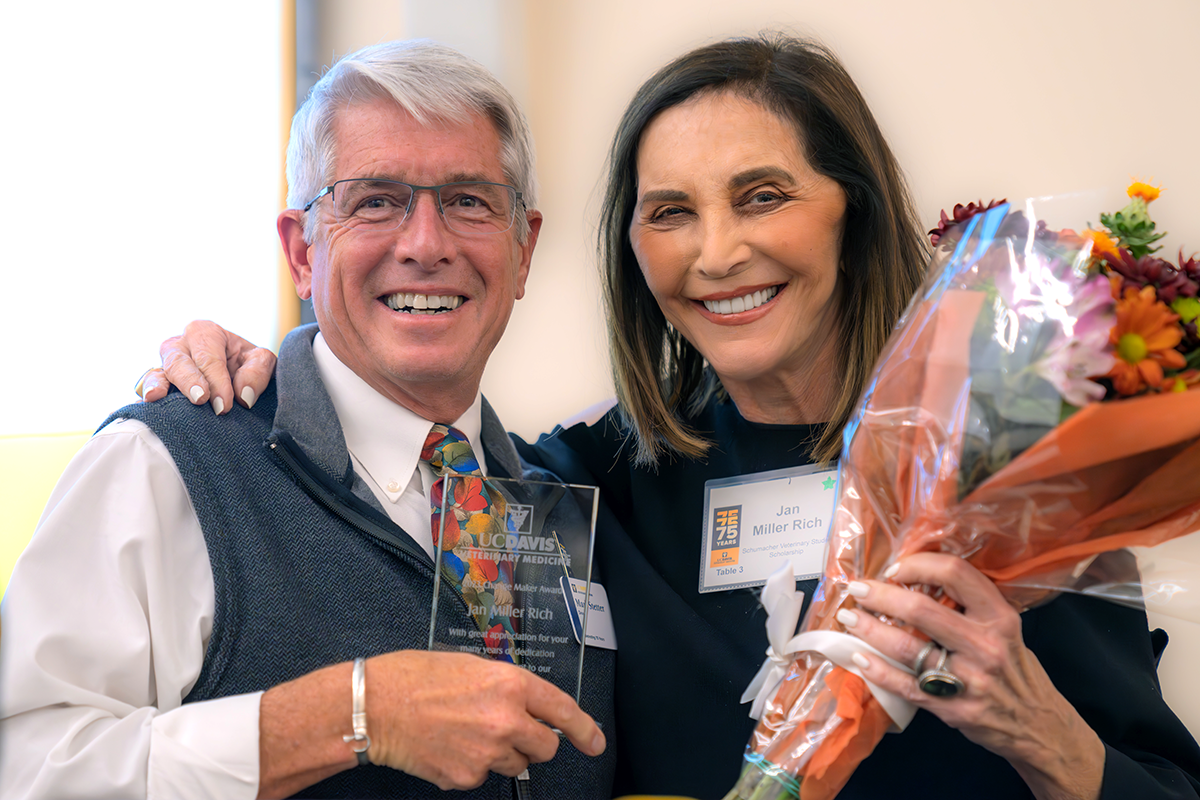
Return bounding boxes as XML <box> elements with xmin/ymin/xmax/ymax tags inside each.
<box><xmin>312</xmin><ymin>334</ymin><xmax>487</xmax><ymax>560</ymax></box>
<box><xmin>0</xmin><ymin>333</ymin><xmax>485</xmax><ymax>800</ymax></box>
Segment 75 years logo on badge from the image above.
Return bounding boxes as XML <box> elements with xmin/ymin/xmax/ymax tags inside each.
<box><xmin>710</xmin><ymin>505</ymin><xmax>741</xmax><ymax>567</ymax></box>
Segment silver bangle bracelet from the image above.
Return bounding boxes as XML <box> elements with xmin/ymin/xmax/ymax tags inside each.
<box><xmin>342</xmin><ymin>657</ymin><xmax>371</xmax><ymax>766</ymax></box>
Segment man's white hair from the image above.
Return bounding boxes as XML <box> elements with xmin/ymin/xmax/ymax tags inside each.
<box><xmin>287</xmin><ymin>40</ymin><xmax>539</xmax><ymax>242</ymax></box>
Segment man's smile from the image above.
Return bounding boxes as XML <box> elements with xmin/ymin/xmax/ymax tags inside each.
<box><xmin>381</xmin><ymin>292</ymin><xmax>466</xmax><ymax>315</ymax></box>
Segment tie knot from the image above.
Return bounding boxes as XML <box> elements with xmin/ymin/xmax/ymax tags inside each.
<box><xmin>420</xmin><ymin>424</ymin><xmax>483</xmax><ymax>477</ymax></box>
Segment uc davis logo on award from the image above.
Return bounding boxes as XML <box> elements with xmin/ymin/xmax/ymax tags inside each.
<box><xmin>710</xmin><ymin>505</ymin><xmax>741</xmax><ymax>566</ymax></box>
<box><xmin>506</xmin><ymin>503</ymin><xmax>534</xmax><ymax>534</ymax></box>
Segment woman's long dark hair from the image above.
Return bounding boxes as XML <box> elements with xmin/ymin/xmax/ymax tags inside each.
<box><xmin>600</xmin><ymin>33</ymin><xmax>928</xmax><ymax>465</ymax></box>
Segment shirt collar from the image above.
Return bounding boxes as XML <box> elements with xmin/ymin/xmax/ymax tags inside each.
<box><xmin>311</xmin><ymin>333</ymin><xmax>486</xmax><ymax>499</ymax></box>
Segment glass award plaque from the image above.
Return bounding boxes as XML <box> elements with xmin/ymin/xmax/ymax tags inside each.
<box><xmin>427</xmin><ymin>472</ymin><xmax>599</xmax><ymax>701</ymax></box>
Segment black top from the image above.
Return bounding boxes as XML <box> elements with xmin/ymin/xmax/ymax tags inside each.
<box><xmin>517</xmin><ymin>396</ymin><xmax>1200</xmax><ymax>800</ymax></box>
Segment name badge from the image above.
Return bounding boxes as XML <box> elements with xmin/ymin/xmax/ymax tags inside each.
<box><xmin>561</xmin><ymin>577</ymin><xmax>617</xmax><ymax>650</ymax></box>
<box><xmin>699</xmin><ymin>463</ymin><xmax>837</xmax><ymax>593</ymax></box>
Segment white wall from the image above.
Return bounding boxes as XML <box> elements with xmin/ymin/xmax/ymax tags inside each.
<box><xmin>7</xmin><ymin>1</ymin><xmax>1195</xmax><ymax>440</ymax></box>
<box><xmin>0</xmin><ymin>1</ymin><xmax>283</xmax><ymax>436</ymax></box>
<box><xmin>509</xmin><ymin>0</ymin><xmax>1200</xmax><ymax>439</ymax></box>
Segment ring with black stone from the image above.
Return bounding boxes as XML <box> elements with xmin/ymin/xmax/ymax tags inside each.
<box><xmin>917</xmin><ymin>647</ymin><xmax>966</xmax><ymax>698</ymax></box>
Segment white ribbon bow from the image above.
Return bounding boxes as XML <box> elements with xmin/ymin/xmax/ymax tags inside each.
<box><xmin>739</xmin><ymin>560</ymin><xmax>807</xmax><ymax>720</ymax></box>
<box><xmin>739</xmin><ymin>561</ymin><xmax>919</xmax><ymax>732</ymax></box>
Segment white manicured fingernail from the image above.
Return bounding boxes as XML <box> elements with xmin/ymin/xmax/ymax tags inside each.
<box><xmin>883</xmin><ymin>563</ymin><xmax>900</xmax><ymax>579</ymax></box>
<box><xmin>241</xmin><ymin>386</ymin><xmax>257</xmax><ymax>409</ymax></box>
<box><xmin>189</xmin><ymin>385</ymin><xmax>204</xmax><ymax>403</ymax></box>
<box><xmin>847</xmin><ymin>581</ymin><xmax>870</xmax><ymax>598</ymax></box>
<box><xmin>212</xmin><ymin>396</ymin><xmax>225</xmax><ymax>415</ymax></box>
<box><xmin>837</xmin><ymin>609</ymin><xmax>859</xmax><ymax>628</ymax></box>
<box><xmin>851</xmin><ymin>652</ymin><xmax>871</xmax><ymax>670</ymax></box>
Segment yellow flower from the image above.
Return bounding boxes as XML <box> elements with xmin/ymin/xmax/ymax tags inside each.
<box><xmin>1127</xmin><ymin>180</ymin><xmax>1162</xmax><ymax>203</ymax></box>
<box><xmin>1106</xmin><ymin>284</ymin><xmax>1186</xmax><ymax>395</ymax></box>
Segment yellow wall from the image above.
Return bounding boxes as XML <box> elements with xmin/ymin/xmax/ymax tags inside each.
<box><xmin>0</xmin><ymin>432</ymin><xmax>91</xmax><ymax>597</ymax></box>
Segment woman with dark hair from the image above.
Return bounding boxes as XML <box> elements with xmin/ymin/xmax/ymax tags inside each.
<box><xmin>144</xmin><ymin>33</ymin><xmax>1200</xmax><ymax>800</ymax></box>
<box><xmin>595</xmin><ymin>35</ymin><xmax>924</xmax><ymax>469</ymax></box>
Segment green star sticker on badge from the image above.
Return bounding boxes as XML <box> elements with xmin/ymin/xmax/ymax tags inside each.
<box><xmin>822</xmin><ymin>475</ymin><xmax>836</xmax><ymax>490</ymax></box>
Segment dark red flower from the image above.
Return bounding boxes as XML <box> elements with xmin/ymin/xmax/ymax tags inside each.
<box><xmin>929</xmin><ymin>199</ymin><xmax>1007</xmax><ymax>247</ymax></box>
<box><xmin>1179</xmin><ymin>250</ymin><xmax>1200</xmax><ymax>284</ymax></box>
<box><xmin>1106</xmin><ymin>248</ymin><xmax>1198</xmax><ymax>304</ymax></box>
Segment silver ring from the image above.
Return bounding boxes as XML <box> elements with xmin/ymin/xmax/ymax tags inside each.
<box><xmin>912</xmin><ymin>640</ymin><xmax>937</xmax><ymax>674</ymax></box>
<box><xmin>918</xmin><ymin>648</ymin><xmax>966</xmax><ymax>698</ymax></box>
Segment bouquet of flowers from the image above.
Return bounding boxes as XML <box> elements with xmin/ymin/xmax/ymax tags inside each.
<box><xmin>725</xmin><ymin>183</ymin><xmax>1200</xmax><ymax>800</ymax></box>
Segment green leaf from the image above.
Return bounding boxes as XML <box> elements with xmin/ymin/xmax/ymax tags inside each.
<box><xmin>1172</xmin><ymin>297</ymin><xmax>1200</xmax><ymax>325</ymax></box>
<box><xmin>1099</xmin><ymin>208</ymin><xmax>1167</xmax><ymax>259</ymax></box>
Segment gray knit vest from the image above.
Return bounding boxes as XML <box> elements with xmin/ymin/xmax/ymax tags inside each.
<box><xmin>108</xmin><ymin>326</ymin><xmax>615</xmax><ymax>799</ymax></box>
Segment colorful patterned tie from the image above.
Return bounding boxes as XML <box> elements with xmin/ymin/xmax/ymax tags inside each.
<box><xmin>420</xmin><ymin>424</ymin><xmax>520</xmax><ymax>663</ymax></box>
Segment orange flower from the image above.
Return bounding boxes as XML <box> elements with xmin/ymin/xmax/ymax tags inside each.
<box><xmin>1085</xmin><ymin>228</ymin><xmax>1122</xmax><ymax>263</ymax></box>
<box><xmin>1127</xmin><ymin>180</ymin><xmax>1162</xmax><ymax>203</ymax></box>
<box><xmin>1106</xmin><ymin>284</ymin><xmax>1186</xmax><ymax>394</ymax></box>
<box><xmin>1056</xmin><ymin>228</ymin><xmax>1086</xmax><ymax>247</ymax></box>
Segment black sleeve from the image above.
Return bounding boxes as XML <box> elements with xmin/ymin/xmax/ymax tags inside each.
<box><xmin>512</xmin><ymin>415</ymin><xmax>634</xmax><ymax>520</ymax></box>
<box><xmin>1101</xmin><ymin>745</ymin><xmax>1200</xmax><ymax>800</ymax></box>
<box><xmin>1024</xmin><ymin>593</ymin><xmax>1200</xmax><ymax>800</ymax></box>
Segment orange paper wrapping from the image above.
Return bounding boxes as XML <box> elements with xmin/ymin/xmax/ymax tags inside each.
<box><xmin>744</xmin><ymin>282</ymin><xmax>1200</xmax><ymax>800</ymax></box>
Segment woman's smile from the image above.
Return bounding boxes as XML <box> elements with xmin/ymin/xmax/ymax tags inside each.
<box><xmin>694</xmin><ymin>283</ymin><xmax>783</xmax><ymax>323</ymax></box>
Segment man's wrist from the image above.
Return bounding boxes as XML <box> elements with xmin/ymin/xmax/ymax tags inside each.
<box><xmin>256</xmin><ymin>662</ymin><xmax>363</xmax><ymax>799</ymax></box>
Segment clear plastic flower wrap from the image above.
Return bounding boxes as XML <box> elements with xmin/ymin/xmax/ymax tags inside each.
<box><xmin>726</xmin><ymin>196</ymin><xmax>1200</xmax><ymax>800</ymax></box>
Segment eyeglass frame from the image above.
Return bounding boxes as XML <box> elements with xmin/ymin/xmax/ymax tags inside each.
<box><xmin>302</xmin><ymin>178</ymin><xmax>525</xmax><ymax>235</ymax></box>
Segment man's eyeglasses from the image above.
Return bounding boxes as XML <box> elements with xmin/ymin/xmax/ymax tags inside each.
<box><xmin>303</xmin><ymin>179</ymin><xmax>523</xmax><ymax>235</ymax></box>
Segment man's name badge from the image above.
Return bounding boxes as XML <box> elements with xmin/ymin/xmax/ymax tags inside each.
<box><xmin>561</xmin><ymin>577</ymin><xmax>617</xmax><ymax>650</ymax></box>
<box><xmin>699</xmin><ymin>463</ymin><xmax>838</xmax><ymax>593</ymax></box>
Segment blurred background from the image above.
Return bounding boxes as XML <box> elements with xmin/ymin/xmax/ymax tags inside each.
<box><xmin>2</xmin><ymin>0</ymin><xmax>1199</xmax><ymax>720</ymax></box>
<box><xmin>4</xmin><ymin>0</ymin><xmax>1198</xmax><ymax>444</ymax></box>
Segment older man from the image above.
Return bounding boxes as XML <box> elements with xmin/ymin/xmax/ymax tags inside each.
<box><xmin>0</xmin><ymin>42</ymin><xmax>612</xmax><ymax>799</ymax></box>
